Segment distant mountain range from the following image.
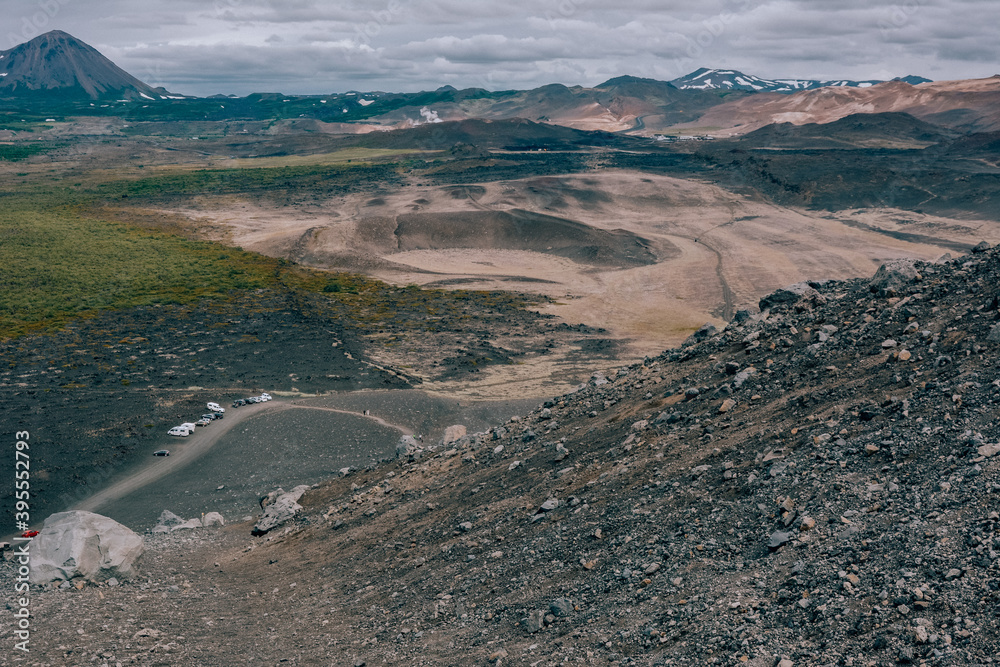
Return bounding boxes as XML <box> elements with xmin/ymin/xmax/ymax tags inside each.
<box><xmin>5</xmin><ymin>31</ymin><xmax>999</xmax><ymax>137</ymax></box>
<box><xmin>672</xmin><ymin>76</ymin><xmax>1000</xmax><ymax>135</ymax></box>
<box><xmin>0</xmin><ymin>31</ymin><xmax>933</xmax><ymax>104</ymax></box>
<box><xmin>669</xmin><ymin>67</ymin><xmax>931</xmax><ymax>93</ymax></box>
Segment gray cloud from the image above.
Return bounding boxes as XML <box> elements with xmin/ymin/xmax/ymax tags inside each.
<box><xmin>2</xmin><ymin>0</ymin><xmax>996</xmax><ymax>95</ymax></box>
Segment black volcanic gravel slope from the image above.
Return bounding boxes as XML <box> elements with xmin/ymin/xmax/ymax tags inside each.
<box><xmin>0</xmin><ymin>289</ymin><xmax>406</xmax><ymax>524</ymax></box>
<box><xmin>7</xmin><ymin>249</ymin><xmax>1000</xmax><ymax>666</ymax></box>
<box><xmin>0</xmin><ymin>283</ymin><xmax>610</xmax><ymax>526</ymax></box>
<box><xmin>212</xmin><ymin>247</ymin><xmax>1000</xmax><ymax>665</ymax></box>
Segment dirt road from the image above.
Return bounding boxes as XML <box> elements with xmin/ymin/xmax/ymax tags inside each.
<box><xmin>69</xmin><ymin>401</ymin><xmax>411</xmax><ymax>516</ymax></box>
<box><xmin>284</xmin><ymin>403</ymin><xmax>415</xmax><ymax>436</ymax></box>
<box><xmin>70</xmin><ymin>402</ymin><xmax>277</xmax><ymax>514</ymax></box>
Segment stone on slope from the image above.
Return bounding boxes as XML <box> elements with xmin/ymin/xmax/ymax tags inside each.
<box><xmin>869</xmin><ymin>259</ymin><xmax>919</xmax><ymax>296</ymax></box>
<box><xmin>682</xmin><ymin>323</ymin><xmax>717</xmax><ymax>347</ymax></box>
<box><xmin>29</xmin><ymin>511</ymin><xmax>144</xmax><ymax>584</ymax></box>
<box><xmin>396</xmin><ymin>435</ymin><xmax>423</xmax><ymax>460</ymax></box>
<box><xmin>252</xmin><ymin>485</ymin><xmax>311</xmax><ymax>536</ymax></box>
<box><xmin>978</xmin><ymin>443</ymin><xmax>1000</xmax><ymax>458</ymax></box>
<box><xmin>153</xmin><ymin>509</ymin><xmax>185</xmax><ymax>534</ymax></box>
<box><xmin>524</xmin><ymin>610</ymin><xmax>546</xmax><ymax>633</ymax></box>
<box><xmin>732</xmin><ymin>367</ymin><xmax>756</xmax><ymax>389</ymax></box>
<box><xmin>768</xmin><ymin>530</ymin><xmax>792</xmax><ymax>551</ymax></box>
<box><xmin>171</xmin><ymin>518</ymin><xmax>204</xmax><ymax>531</ymax></box>
<box><xmin>441</xmin><ymin>425</ymin><xmax>467</xmax><ymax>446</ymax></box>
<box><xmin>202</xmin><ymin>512</ymin><xmax>225</xmax><ymax>527</ymax></box>
<box><xmin>759</xmin><ymin>282</ymin><xmax>817</xmax><ymax>311</ymax></box>
<box><xmin>550</xmin><ymin>598</ymin><xmax>573</xmax><ymax>617</ymax></box>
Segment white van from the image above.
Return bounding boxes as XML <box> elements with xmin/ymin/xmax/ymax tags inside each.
<box><xmin>168</xmin><ymin>426</ymin><xmax>191</xmax><ymax>437</ymax></box>
<box><xmin>207</xmin><ymin>402</ymin><xmax>225</xmax><ymax>413</ymax></box>
<box><xmin>180</xmin><ymin>422</ymin><xmax>197</xmax><ymax>432</ymax></box>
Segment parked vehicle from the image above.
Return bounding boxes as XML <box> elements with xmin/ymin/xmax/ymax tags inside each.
<box><xmin>207</xmin><ymin>402</ymin><xmax>225</xmax><ymax>413</ymax></box>
<box><xmin>211</xmin><ymin>412</ymin><xmax>224</xmax><ymax>419</ymax></box>
<box><xmin>195</xmin><ymin>419</ymin><xmax>212</xmax><ymax>427</ymax></box>
<box><xmin>153</xmin><ymin>450</ymin><xmax>170</xmax><ymax>457</ymax></box>
<box><xmin>260</xmin><ymin>392</ymin><xmax>272</xmax><ymax>401</ymax></box>
<box><xmin>201</xmin><ymin>413</ymin><xmax>220</xmax><ymax>421</ymax></box>
<box><xmin>167</xmin><ymin>426</ymin><xmax>190</xmax><ymax>437</ymax></box>
<box><xmin>180</xmin><ymin>422</ymin><xmax>197</xmax><ymax>432</ymax></box>
<box><xmin>232</xmin><ymin>399</ymin><xmax>246</xmax><ymax>408</ymax></box>
<box><xmin>246</xmin><ymin>396</ymin><xmax>260</xmax><ymax>404</ymax></box>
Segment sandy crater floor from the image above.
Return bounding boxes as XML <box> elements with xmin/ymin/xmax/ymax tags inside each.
<box><xmin>164</xmin><ymin>170</ymin><xmax>998</xmax><ymax>358</ymax></box>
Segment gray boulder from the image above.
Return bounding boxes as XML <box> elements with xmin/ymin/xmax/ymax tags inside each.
<box><xmin>156</xmin><ymin>509</ymin><xmax>184</xmax><ymax>526</ymax></box>
<box><xmin>202</xmin><ymin>512</ymin><xmax>225</xmax><ymax>527</ymax></box>
<box><xmin>153</xmin><ymin>509</ymin><xmax>208</xmax><ymax>533</ymax></box>
<box><xmin>171</xmin><ymin>518</ymin><xmax>204</xmax><ymax>532</ymax></box>
<box><xmin>252</xmin><ymin>485</ymin><xmax>310</xmax><ymax>536</ymax></box>
<box><xmin>730</xmin><ymin>308</ymin><xmax>756</xmax><ymax>325</ymax></box>
<box><xmin>259</xmin><ymin>488</ymin><xmax>284</xmax><ymax>509</ymax></box>
<box><xmin>441</xmin><ymin>425</ymin><xmax>467</xmax><ymax>446</ymax></box>
<box><xmin>869</xmin><ymin>259</ymin><xmax>919</xmax><ymax>296</ymax></box>
<box><xmin>29</xmin><ymin>511</ymin><xmax>144</xmax><ymax>584</ymax></box>
<box><xmin>732</xmin><ymin>367</ymin><xmax>757</xmax><ymax>389</ymax></box>
<box><xmin>524</xmin><ymin>610</ymin><xmax>546</xmax><ymax>633</ymax></box>
<box><xmin>395</xmin><ymin>435</ymin><xmax>423</xmax><ymax>461</ymax></box>
<box><xmin>550</xmin><ymin>597</ymin><xmax>573</xmax><ymax>617</ymax></box>
<box><xmin>151</xmin><ymin>509</ymin><xmax>185</xmax><ymax>534</ymax></box>
<box><xmin>767</xmin><ymin>530</ymin><xmax>792</xmax><ymax>551</ymax></box>
<box><xmin>682</xmin><ymin>322</ymin><xmax>717</xmax><ymax>347</ymax></box>
<box><xmin>759</xmin><ymin>282</ymin><xmax>818</xmax><ymax>311</ymax></box>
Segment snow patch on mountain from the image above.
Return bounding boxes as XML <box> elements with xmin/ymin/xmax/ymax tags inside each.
<box><xmin>671</xmin><ymin>68</ymin><xmax>928</xmax><ymax>94</ymax></box>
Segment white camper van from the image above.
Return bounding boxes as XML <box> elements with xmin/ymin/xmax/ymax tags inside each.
<box><xmin>168</xmin><ymin>426</ymin><xmax>191</xmax><ymax>437</ymax></box>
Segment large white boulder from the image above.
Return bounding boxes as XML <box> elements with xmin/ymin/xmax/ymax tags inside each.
<box><xmin>441</xmin><ymin>425</ymin><xmax>467</xmax><ymax>446</ymax></box>
<box><xmin>29</xmin><ymin>511</ymin><xmax>144</xmax><ymax>584</ymax></box>
<box><xmin>171</xmin><ymin>518</ymin><xmax>204</xmax><ymax>531</ymax></box>
<box><xmin>202</xmin><ymin>512</ymin><xmax>225</xmax><ymax>527</ymax></box>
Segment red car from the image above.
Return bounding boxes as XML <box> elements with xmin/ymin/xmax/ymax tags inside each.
<box><xmin>21</xmin><ymin>530</ymin><xmax>39</xmax><ymax>538</ymax></box>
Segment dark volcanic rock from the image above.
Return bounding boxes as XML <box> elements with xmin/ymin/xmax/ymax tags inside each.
<box><xmin>869</xmin><ymin>258</ymin><xmax>920</xmax><ymax>296</ymax></box>
<box><xmin>759</xmin><ymin>281</ymin><xmax>818</xmax><ymax>311</ymax></box>
<box><xmin>10</xmin><ymin>243</ymin><xmax>1000</xmax><ymax>667</ymax></box>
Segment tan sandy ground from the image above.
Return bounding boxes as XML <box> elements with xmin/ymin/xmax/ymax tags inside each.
<box><xmin>158</xmin><ymin>170</ymin><xmax>997</xmax><ymax>365</ymax></box>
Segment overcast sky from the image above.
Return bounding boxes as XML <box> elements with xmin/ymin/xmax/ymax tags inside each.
<box><xmin>4</xmin><ymin>0</ymin><xmax>998</xmax><ymax>96</ymax></box>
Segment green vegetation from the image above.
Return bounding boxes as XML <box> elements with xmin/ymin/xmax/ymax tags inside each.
<box><xmin>0</xmin><ymin>87</ymin><xmax>503</xmax><ymax>124</ymax></box>
<box><xmin>0</xmin><ymin>172</ymin><xmax>530</xmax><ymax>340</ymax></box>
<box><xmin>0</xmin><ymin>142</ymin><xmax>61</xmax><ymax>161</ymax></box>
<box><xmin>0</xmin><ymin>200</ymin><xmax>278</xmax><ymax>337</ymax></box>
<box><xmin>0</xmin><ymin>194</ymin><xmax>418</xmax><ymax>339</ymax></box>
<box><xmin>0</xmin><ymin>109</ymin><xmax>60</xmax><ymax>133</ymax></box>
<box><xmin>94</xmin><ymin>161</ymin><xmax>402</xmax><ymax>204</ymax></box>
<box><xmin>0</xmin><ymin>135</ymin><xmax>540</xmax><ymax>342</ymax></box>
